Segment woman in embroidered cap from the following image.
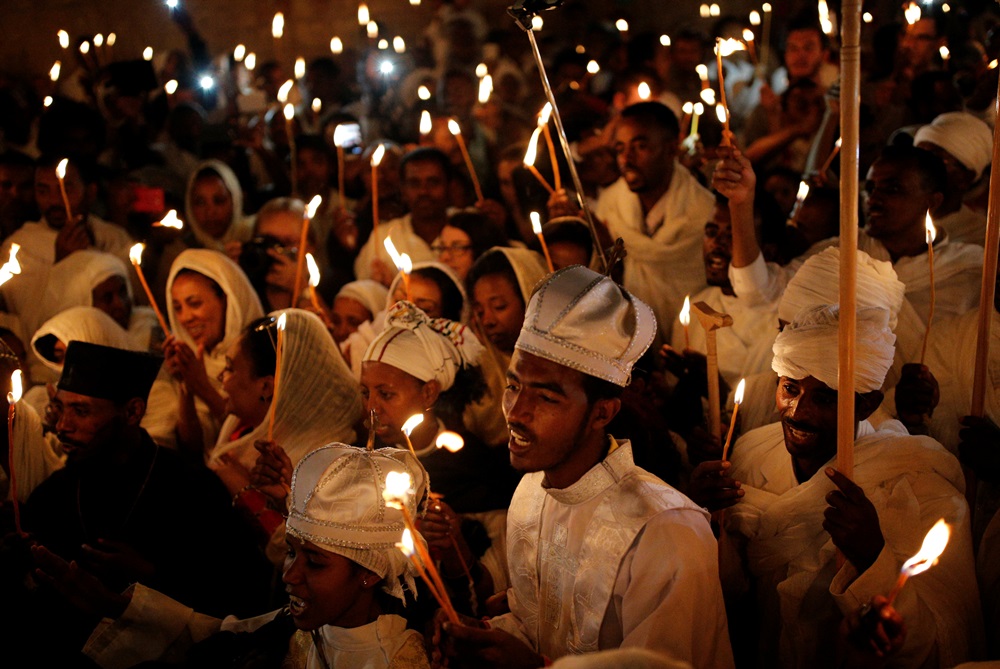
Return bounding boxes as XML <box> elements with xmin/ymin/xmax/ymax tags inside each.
<box><xmin>361</xmin><ymin>301</ymin><xmax>520</xmax><ymax>615</ymax></box>
<box><xmin>34</xmin><ymin>444</ymin><xmax>432</xmax><ymax>669</ymax></box>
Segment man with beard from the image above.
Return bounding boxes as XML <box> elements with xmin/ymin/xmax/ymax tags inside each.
<box><xmin>690</xmin><ymin>305</ymin><xmax>982</xmax><ymax>668</ymax></box>
<box><xmin>442</xmin><ymin>266</ymin><xmax>734</xmax><ymax>669</ymax></box>
<box><xmin>668</xmin><ymin>195</ymin><xmax>778</xmax><ymax>387</ymax></box>
<box><xmin>595</xmin><ymin>102</ymin><xmax>715</xmax><ymax>343</ymax></box>
<box><xmin>1</xmin><ymin>342</ymin><xmax>270</xmax><ymax>663</ymax></box>
<box><xmin>0</xmin><ymin>156</ymin><xmax>135</xmax><ymax>333</ymax></box>
<box><xmin>354</xmin><ymin>147</ymin><xmax>453</xmax><ymax>285</ymax></box>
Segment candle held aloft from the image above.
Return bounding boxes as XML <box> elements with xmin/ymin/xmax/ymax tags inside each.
<box><xmin>306</xmin><ymin>252</ymin><xmax>325</xmax><ymax>316</ymax></box>
<box><xmin>436</xmin><ymin>431</ymin><xmax>465</xmax><ymax>453</ymax></box>
<box><xmin>266</xmin><ymin>313</ymin><xmax>288</xmax><ymax>440</ymax></box>
<box><xmin>55</xmin><ymin>158</ymin><xmax>74</xmax><ymax>224</ymax></box>
<box><xmin>7</xmin><ymin>369</ymin><xmax>24</xmax><ymax>536</ymax></box>
<box><xmin>920</xmin><ymin>212</ymin><xmax>937</xmax><ymax>365</ymax></box>
<box><xmin>448</xmin><ymin>119</ymin><xmax>484</xmax><ymax>201</ymax></box>
<box><xmin>153</xmin><ymin>209</ymin><xmax>183</xmax><ymax>229</ymax></box>
<box><xmin>531</xmin><ymin>212</ymin><xmax>555</xmax><ymax>273</ymax></box>
<box><xmin>886</xmin><ymin>519</ymin><xmax>950</xmax><ymax>605</ymax></box>
<box><xmin>272</xmin><ymin>12</ymin><xmax>284</xmax><ymax>39</ymax></box>
<box><xmin>383</xmin><ymin>236</ymin><xmax>413</xmax><ymax>300</ymax></box>
<box><xmin>371</xmin><ymin>144</ymin><xmax>386</xmax><ymax>234</ymax></box>
<box><xmin>523</xmin><ymin>126</ymin><xmax>555</xmax><ymax>195</ymax></box>
<box><xmin>292</xmin><ymin>195</ymin><xmax>322</xmax><ymax>303</ymax></box>
<box><xmin>129</xmin><ymin>244</ymin><xmax>170</xmax><ymax>334</ymax></box>
<box><xmin>332</xmin><ymin>124</ymin><xmax>349</xmax><ymax>210</ymax></box>
<box><xmin>284</xmin><ymin>104</ymin><xmax>298</xmax><ymax>195</ymax></box>
<box><xmin>721</xmin><ymin>378</ymin><xmax>746</xmax><ymax>462</ymax></box>
<box><xmin>0</xmin><ymin>244</ymin><xmax>22</xmax><ymax>287</ymax></box>
<box><xmin>537</xmin><ymin>103</ymin><xmax>561</xmax><ymax>190</ymax></box>
<box><xmin>679</xmin><ymin>296</ymin><xmax>691</xmax><ymax>350</ymax></box>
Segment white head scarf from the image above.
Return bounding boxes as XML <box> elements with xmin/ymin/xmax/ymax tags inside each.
<box><xmin>184</xmin><ymin>159</ymin><xmax>255</xmax><ymax>250</ymax></box>
<box><xmin>36</xmin><ymin>250</ymin><xmax>134</xmax><ymax>332</ymax></box>
<box><xmin>210</xmin><ymin>309</ymin><xmax>363</xmax><ymax>469</ymax></box>
<box><xmin>166</xmin><ymin>249</ymin><xmax>263</xmax><ymax>360</ymax></box>
<box><xmin>363</xmin><ymin>301</ymin><xmax>484</xmax><ymax>391</ymax></box>
<box><xmin>772</xmin><ymin>304</ymin><xmax>896</xmax><ymax>393</ymax></box>
<box><xmin>31</xmin><ymin>307</ymin><xmax>135</xmax><ymax>372</ymax></box>
<box><xmin>479</xmin><ymin>247</ymin><xmax>549</xmax><ymax>305</ymax></box>
<box><xmin>913</xmin><ymin>112</ymin><xmax>994</xmax><ymax>180</ymax></box>
<box><xmin>336</xmin><ymin>280</ymin><xmax>389</xmax><ymax>319</ymax></box>
<box><xmin>286</xmin><ymin>443</ymin><xmax>428</xmax><ymax>603</ymax></box>
<box><xmin>778</xmin><ymin>247</ymin><xmax>906</xmax><ymax>330</ymax></box>
<box><xmin>386</xmin><ymin>260</ymin><xmax>467</xmax><ymax>321</ymax></box>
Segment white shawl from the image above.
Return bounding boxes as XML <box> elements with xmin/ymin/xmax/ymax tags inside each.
<box><xmin>184</xmin><ymin>160</ymin><xmax>255</xmax><ymax>252</ymax></box>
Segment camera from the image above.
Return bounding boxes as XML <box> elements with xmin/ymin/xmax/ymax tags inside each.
<box><xmin>239</xmin><ymin>235</ymin><xmax>296</xmax><ymax>284</ymax></box>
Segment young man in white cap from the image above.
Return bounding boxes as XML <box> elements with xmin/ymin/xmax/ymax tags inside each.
<box><xmin>443</xmin><ymin>266</ymin><xmax>734</xmax><ymax>669</ymax></box>
<box><xmin>692</xmin><ymin>305</ymin><xmax>982</xmax><ymax>668</ymax></box>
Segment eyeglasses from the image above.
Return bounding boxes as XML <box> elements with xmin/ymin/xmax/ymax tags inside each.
<box><xmin>431</xmin><ymin>244</ymin><xmax>473</xmax><ymax>256</ymax></box>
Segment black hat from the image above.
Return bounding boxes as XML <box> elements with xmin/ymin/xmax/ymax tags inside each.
<box><xmin>58</xmin><ymin>342</ymin><xmax>163</xmax><ymax>403</ymax></box>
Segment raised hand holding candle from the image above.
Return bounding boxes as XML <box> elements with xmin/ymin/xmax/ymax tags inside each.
<box><xmin>538</xmin><ymin>103</ymin><xmax>561</xmax><ymax>190</ymax></box>
<box><xmin>523</xmin><ymin>127</ymin><xmax>555</xmax><ymax>195</ymax></box>
<box><xmin>55</xmin><ymin>159</ymin><xmax>74</xmax><ymax>224</ymax></box>
<box><xmin>920</xmin><ymin>213</ymin><xmax>937</xmax><ymax>364</ymax></box>
<box><xmin>721</xmin><ymin>378</ymin><xmax>746</xmax><ymax>462</ymax></box>
<box><xmin>129</xmin><ymin>244</ymin><xmax>170</xmax><ymax>334</ymax></box>
<box><xmin>371</xmin><ymin>144</ymin><xmax>385</xmax><ymax>235</ymax></box>
<box><xmin>7</xmin><ymin>370</ymin><xmax>24</xmax><ymax>536</ymax></box>
<box><xmin>679</xmin><ymin>296</ymin><xmax>691</xmax><ymax>350</ymax></box>
<box><xmin>886</xmin><ymin>519</ymin><xmax>950</xmax><ymax>605</ymax></box>
<box><xmin>448</xmin><ymin>119</ymin><xmax>484</xmax><ymax>202</ymax></box>
<box><xmin>267</xmin><ymin>313</ymin><xmax>287</xmax><ymax>441</ymax></box>
<box><xmin>531</xmin><ymin>212</ymin><xmax>555</xmax><ymax>273</ymax></box>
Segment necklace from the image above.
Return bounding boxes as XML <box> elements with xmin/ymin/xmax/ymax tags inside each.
<box><xmin>76</xmin><ymin>445</ymin><xmax>159</xmax><ymax>541</ymax></box>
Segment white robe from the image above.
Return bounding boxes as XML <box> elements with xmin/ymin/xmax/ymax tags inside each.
<box><xmin>596</xmin><ymin>166</ymin><xmax>715</xmax><ymax>341</ymax></box>
<box><xmin>491</xmin><ymin>441</ymin><xmax>734</xmax><ymax>668</ymax></box>
<box><xmin>724</xmin><ymin>420</ymin><xmax>983</xmax><ymax>669</ymax></box>
<box><xmin>83</xmin><ymin>584</ymin><xmax>428</xmax><ymax>669</ymax></box>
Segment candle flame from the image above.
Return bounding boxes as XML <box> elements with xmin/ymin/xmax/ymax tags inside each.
<box><xmin>393</xmin><ymin>36</ymin><xmax>406</xmax><ymax>53</ymax></box>
<box><xmin>925</xmin><ymin>212</ymin><xmax>937</xmax><ymax>244</ymax></box>
<box><xmin>272</xmin><ymin>12</ymin><xmax>284</xmax><ymax>38</ymax></box>
<box><xmin>372</xmin><ymin>144</ymin><xmax>385</xmax><ymax>166</ymax></box>
<box><xmin>306</xmin><ymin>253</ymin><xmax>320</xmax><ymax>287</ymax></box>
<box><xmin>155</xmin><ymin>209</ymin><xmax>184</xmax><ymax>229</ymax></box>
<box><xmin>396</xmin><ymin>527</ymin><xmax>416</xmax><ymax>556</ymax></box>
<box><xmin>330</xmin><ymin>37</ymin><xmax>343</xmax><ymax>54</ymax></box>
<box><xmin>530</xmin><ymin>211</ymin><xmax>543</xmax><ymax>235</ymax></box>
<box><xmin>818</xmin><ymin>0</ymin><xmax>834</xmax><ymax>35</ymax></box>
<box><xmin>312</xmin><ymin>97</ymin><xmax>322</xmax><ymax>113</ymax></box>
<box><xmin>939</xmin><ymin>46</ymin><xmax>950</xmax><ymax>60</ymax></box>
<box><xmin>901</xmin><ymin>518</ymin><xmax>950</xmax><ymax>577</ymax></box>
<box><xmin>616</xmin><ymin>19</ymin><xmax>629</xmax><ymax>32</ymax></box>
<box><xmin>43</xmin><ymin>96</ymin><xmax>53</xmax><ymax>108</ymax></box>
<box><xmin>436</xmin><ymin>431</ymin><xmax>465</xmax><ymax>452</ymax></box>
<box><xmin>419</xmin><ymin>110</ymin><xmax>432</xmax><ymax>136</ymax></box>
<box><xmin>447</xmin><ymin>119</ymin><xmax>461</xmax><ymax>136</ymax></box>
<box><xmin>417</xmin><ymin>85</ymin><xmax>431</xmax><ymax>101</ymax></box>
<box><xmin>700</xmin><ymin>88</ymin><xmax>716</xmax><ymax>105</ymax></box>
<box><xmin>710</xmin><ymin>3</ymin><xmax>720</xmax><ymax>16</ymax></box>
<box><xmin>333</xmin><ymin>124</ymin><xmax>349</xmax><ymax>147</ymax></box>
<box><xmin>734</xmin><ymin>378</ymin><xmax>746</xmax><ymax>405</ymax></box>
<box><xmin>586</xmin><ymin>59</ymin><xmax>600</xmax><ymax>74</ymax></box>
<box><xmin>56</xmin><ymin>158</ymin><xmax>68</xmax><ymax>180</ymax></box>
<box><xmin>358</xmin><ymin>2</ymin><xmax>370</xmax><ymax>25</ymax></box>
<box><xmin>367</xmin><ymin>21</ymin><xmax>378</xmax><ymax>39</ymax></box>
<box><xmin>94</xmin><ymin>33</ymin><xmax>104</xmax><ymax>48</ymax></box>
<box><xmin>715</xmin><ymin>103</ymin><xmax>727</xmax><ymax>124</ymax></box>
<box><xmin>863</xmin><ymin>12</ymin><xmax>873</xmax><ymax>23</ymax></box>
<box><xmin>682</xmin><ymin>101</ymin><xmax>694</xmax><ymax>114</ymax></box>
<box><xmin>142</xmin><ymin>46</ymin><xmax>153</xmax><ymax>61</ymax></box>
<box><xmin>524</xmin><ymin>126</ymin><xmax>543</xmax><ymax>166</ymax></box>
<box><xmin>538</xmin><ymin>102</ymin><xmax>552</xmax><ymax>125</ymax></box>
<box><xmin>283</xmin><ymin>103</ymin><xmax>295</xmax><ymax>121</ymax></box>
<box><xmin>660</xmin><ymin>34</ymin><xmax>671</xmax><ymax>47</ymax></box>
<box><xmin>762</xmin><ymin>3</ymin><xmax>772</xmax><ymax>12</ymax></box>
<box><xmin>234</xmin><ymin>44</ymin><xmax>246</xmax><ymax>62</ymax></box>
<box><xmin>278</xmin><ymin>79</ymin><xmax>294</xmax><ymax>103</ymax></box>
<box><xmin>165</xmin><ymin>79</ymin><xmax>178</xmax><ymax>95</ymax></box>
<box><xmin>58</xmin><ymin>30</ymin><xmax>70</xmax><ymax>49</ymax></box>
<box><xmin>693</xmin><ymin>102</ymin><xmax>704</xmax><ymax>115</ymax></box>
<box><xmin>400</xmin><ymin>253</ymin><xmax>412</xmax><ymax>274</ymax></box>
<box><xmin>835</xmin><ymin>137</ymin><xmax>843</xmax><ymax>148</ymax></box>
<box><xmin>531</xmin><ymin>16</ymin><xmax>543</xmax><ymax>31</ymax></box>
<box><xmin>0</xmin><ymin>244</ymin><xmax>21</xmax><ymax>287</ymax></box>
<box><xmin>679</xmin><ymin>296</ymin><xmax>691</xmax><ymax>326</ymax></box>
<box><xmin>637</xmin><ymin>82</ymin><xmax>651</xmax><ymax>100</ymax></box>
<box><xmin>294</xmin><ymin>57</ymin><xmax>306</xmax><ymax>80</ymax></box>
<box><xmin>696</xmin><ymin>64</ymin><xmax>709</xmax><ymax>81</ymax></box>
<box><xmin>402</xmin><ymin>413</ymin><xmax>423</xmax><ymax>436</ymax></box>
<box><xmin>700</xmin><ymin>4</ymin><xmax>710</xmax><ymax>18</ymax></box>
<box><xmin>383</xmin><ymin>471</ymin><xmax>412</xmax><ymax>508</ymax></box>
<box><xmin>276</xmin><ymin>312</ymin><xmax>287</xmax><ymax>331</ymax></box>
<box><xmin>245</xmin><ymin>53</ymin><xmax>257</xmax><ymax>70</ymax></box>
<box><xmin>991</xmin><ymin>59</ymin><xmax>999</xmax><ymax>70</ymax></box>
<box><xmin>749</xmin><ymin>10</ymin><xmax>761</xmax><ymax>25</ymax></box>
<box><xmin>129</xmin><ymin>242</ymin><xmax>145</xmax><ymax>266</ymax></box>
<box><xmin>904</xmin><ymin>2</ymin><xmax>921</xmax><ymax>25</ymax></box>
<box><xmin>383</xmin><ymin>235</ymin><xmax>403</xmax><ymax>267</ymax></box>
<box><xmin>306</xmin><ymin>195</ymin><xmax>322</xmax><ymax>219</ymax></box>
<box><xmin>49</xmin><ymin>61</ymin><xmax>61</xmax><ymax>82</ymax></box>
<box><xmin>743</xmin><ymin>29</ymin><xmax>755</xmax><ymax>43</ymax></box>
<box><xmin>796</xmin><ymin>180</ymin><xmax>810</xmax><ymax>204</ymax></box>
<box><xmin>478</xmin><ymin>74</ymin><xmax>493</xmax><ymax>104</ymax></box>
<box><xmin>107</xmin><ymin>31</ymin><xmax>116</xmax><ymax>45</ymax></box>
<box><xmin>80</xmin><ymin>41</ymin><xmax>91</xmax><ymax>55</ymax></box>
<box><xmin>8</xmin><ymin>369</ymin><xmax>22</xmax><ymax>404</ymax></box>
<box><xmin>716</xmin><ymin>38</ymin><xmax>747</xmax><ymax>57</ymax></box>
<box><xmin>475</xmin><ymin>63</ymin><xmax>488</xmax><ymax>78</ymax></box>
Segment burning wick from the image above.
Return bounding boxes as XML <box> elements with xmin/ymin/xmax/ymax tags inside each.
<box><xmin>886</xmin><ymin>518</ymin><xmax>950</xmax><ymax>605</ymax></box>
<box><xmin>679</xmin><ymin>296</ymin><xmax>691</xmax><ymax>350</ymax></box>
<box><xmin>400</xmin><ymin>414</ymin><xmax>424</xmax><ymax>455</ymax></box>
<box><xmin>384</xmin><ymin>236</ymin><xmax>413</xmax><ymax>301</ymax></box>
<box><xmin>531</xmin><ymin>212</ymin><xmax>555</xmax><ymax>273</ymax></box>
<box><xmin>129</xmin><ymin>244</ymin><xmax>170</xmax><ymax>334</ymax></box>
<box><xmin>267</xmin><ymin>313</ymin><xmax>288</xmax><ymax>441</ymax></box>
<box><xmin>55</xmin><ymin>158</ymin><xmax>74</xmax><ymax>224</ymax></box>
<box><xmin>306</xmin><ymin>253</ymin><xmax>324</xmax><ymax>315</ymax></box>
<box><xmin>721</xmin><ymin>378</ymin><xmax>746</xmax><ymax>462</ymax></box>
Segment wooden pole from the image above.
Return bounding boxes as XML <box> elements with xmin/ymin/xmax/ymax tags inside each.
<box><xmin>692</xmin><ymin>302</ymin><xmax>733</xmax><ymax>444</ymax></box>
<box><xmin>837</xmin><ymin>0</ymin><xmax>861</xmax><ymax>478</ymax></box>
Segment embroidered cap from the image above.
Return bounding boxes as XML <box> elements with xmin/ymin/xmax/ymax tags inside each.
<box><xmin>515</xmin><ymin>266</ymin><xmax>656</xmax><ymax>387</ymax></box>
<box><xmin>286</xmin><ymin>443</ymin><xmax>429</xmax><ymax>603</ymax></box>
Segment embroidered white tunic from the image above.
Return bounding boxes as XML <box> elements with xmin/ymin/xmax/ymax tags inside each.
<box><xmin>491</xmin><ymin>441</ymin><xmax>734</xmax><ymax>668</ymax></box>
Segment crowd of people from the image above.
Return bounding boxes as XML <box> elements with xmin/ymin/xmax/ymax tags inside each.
<box><xmin>1</xmin><ymin>0</ymin><xmax>999</xmax><ymax>666</ymax></box>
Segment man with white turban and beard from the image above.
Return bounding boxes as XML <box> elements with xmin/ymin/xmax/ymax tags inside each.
<box><xmin>690</xmin><ymin>304</ymin><xmax>983</xmax><ymax>669</ymax></box>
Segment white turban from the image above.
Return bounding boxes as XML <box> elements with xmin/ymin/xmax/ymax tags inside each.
<box><xmin>286</xmin><ymin>444</ymin><xmax>428</xmax><ymax>603</ymax></box>
<box><xmin>779</xmin><ymin>247</ymin><xmax>906</xmax><ymax>330</ymax></box>
<box><xmin>914</xmin><ymin>112</ymin><xmax>994</xmax><ymax>180</ymax></box>
<box><xmin>772</xmin><ymin>304</ymin><xmax>896</xmax><ymax>393</ymax></box>
<box><xmin>336</xmin><ymin>280</ymin><xmax>389</xmax><ymax>318</ymax></box>
<box><xmin>363</xmin><ymin>301</ymin><xmax>484</xmax><ymax>391</ymax></box>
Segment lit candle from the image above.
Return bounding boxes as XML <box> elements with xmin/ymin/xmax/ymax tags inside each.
<box><xmin>615</xmin><ymin>18</ymin><xmax>629</xmax><ymax>33</ymax></box>
<box><xmin>278</xmin><ymin>79</ymin><xmax>294</xmax><ymax>104</ymax></box>
<box><xmin>43</xmin><ymin>96</ymin><xmax>53</xmax><ymax>109</ymax></box>
<box><xmin>749</xmin><ymin>10</ymin><xmax>761</xmax><ymax>26</ymax></box>
<box><xmin>904</xmin><ymin>2</ymin><xmax>921</xmax><ymax>25</ymax></box>
<box><xmin>292</xmin><ymin>195</ymin><xmax>322</xmax><ymax>303</ymax></box>
<box><xmin>920</xmin><ymin>212</ymin><xmax>937</xmax><ymax>365</ymax></box>
<box><xmin>143</xmin><ymin>46</ymin><xmax>153</xmax><ymax>61</ymax></box>
<box><xmin>690</xmin><ymin>102</ymin><xmax>704</xmax><ymax>141</ymax></box>
<box><xmin>234</xmin><ymin>44</ymin><xmax>246</xmax><ymax>62</ymax></box>
<box><xmin>396</xmin><ymin>527</ymin><xmax>461</xmax><ymax>623</ymax></box>
<box><xmin>714</xmin><ymin>38</ymin><xmax>745</xmax><ymax>146</ymax></box>
<box><xmin>939</xmin><ymin>46</ymin><xmax>950</xmax><ymax>64</ymax></box>
<box><xmin>49</xmin><ymin>60</ymin><xmax>61</xmax><ymax>82</ymax></box>
<box><xmin>272</xmin><ymin>12</ymin><xmax>284</xmax><ymax>39</ymax></box>
<box><xmin>128</xmin><ymin>244</ymin><xmax>170</xmax><ymax>333</ymax></box>
<box><xmin>7</xmin><ymin>369</ymin><xmax>24</xmax><ymax>536</ymax></box>
<box><xmin>531</xmin><ymin>16</ymin><xmax>543</xmax><ymax>31</ymax></box>
<box><xmin>760</xmin><ymin>3</ymin><xmax>773</xmax><ymax>77</ymax></box>
<box><xmin>680</xmin><ymin>102</ymin><xmax>694</xmax><ymax>140</ymax></box>
<box><xmin>0</xmin><ymin>244</ymin><xmax>22</xmax><ymax>287</ymax></box>
<box><xmin>478</xmin><ymin>74</ymin><xmax>493</xmax><ymax>104</ymax></box>
<box><xmin>679</xmin><ymin>295</ymin><xmax>691</xmax><ymax>350</ymax></box>
<box><xmin>284</xmin><ymin>103</ymin><xmax>297</xmax><ymax>194</ymax></box>
<box><xmin>332</xmin><ymin>124</ymin><xmax>349</xmax><ymax>211</ymax></box>
<box><xmin>306</xmin><ymin>252</ymin><xmax>324</xmax><ymax>315</ymax></box>
<box><xmin>886</xmin><ymin>518</ymin><xmax>950</xmax><ymax>605</ymax></box>
<box><xmin>696</xmin><ymin>64</ymin><xmax>709</xmax><ymax>90</ymax></box>
<box><xmin>531</xmin><ymin>212</ymin><xmax>555</xmax><ymax>273</ymax></box>
<box><xmin>55</xmin><ymin>159</ymin><xmax>74</xmax><ymax>224</ymax></box>
<box><xmin>788</xmin><ymin>181</ymin><xmax>810</xmax><ymax>226</ymax></box>
<box><xmin>417</xmin><ymin>85</ymin><xmax>431</xmax><ymax>101</ymax></box>
<box><xmin>419</xmin><ymin>110</ymin><xmax>432</xmax><ymax>138</ymax></box>
<box><xmin>637</xmin><ymin>81</ymin><xmax>651</xmax><ymax>100</ymax></box>
<box><xmin>523</xmin><ymin>126</ymin><xmax>555</xmax><ymax>194</ymax></box>
<box><xmin>153</xmin><ymin>209</ymin><xmax>184</xmax><ymax>229</ymax></box>
<box><xmin>401</xmin><ymin>413</ymin><xmax>423</xmax><ymax>455</ymax></box>
<box><xmin>367</xmin><ymin>21</ymin><xmax>378</xmax><ymax>39</ymax></box>
<box><xmin>721</xmin><ymin>378</ymin><xmax>746</xmax><ymax>462</ymax></box>
<box><xmin>537</xmin><ymin>103</ymin><xmax>561</xmax><ymax>190</ymax></box>
<box><xmin>700</xmin><ymin>87</ymin><xmax>717</xmax><ymax>106</ymax></box>
<box><xmin>818</xmin><ymin>0</ymin><xmax>835</xmax><ymax>35</ymax></box>
<box><xmin>447</xmin><ymin>119</ymin><xmax>484</xmax><ymax>202</ymax></box>
<box><xmin>384</xmin><ymin>236</ymin><xmax>413</xmax><ymax>300</ymax></box>
<box><xmin>358</xmin><ymin>2</ymin><xmax>370</xmax><ymax>25</ymax></box>
<box><xmin>660</xmin><ymin>34</ymin><xmax>671</xmax><ymax>47</ymax></box>
<box><xmin>267</xmin><ymin>313</ymin><xmax>287</xmax><ymax>441</ymax></box>
<box><xmin>245</xmin><ymin>53</ymin><xmax>257</xmax><ymax>71</ymax></box>
<box><xmin>330</xmin><ymin>37</ymin><xmax>343</xmax><ymax>55</ymax></box>
<box><xmin>58</xmin><ymin>29</ymin><xmax>70</xmax><ymax>50</ymax></box>
<box><xmin>743</xmin><ymin>28</ymin><xmax>758</xmax><ymax>65</ymax></box>
<box><xmin>164</xmin><ymin>79</ymin><xmax>179</xmax><ymax>96</ymax></box>
<box><xmin>294</xmin><ymin>57</ymin><xmax>306</xmax><ymax>80</ymax></box>
<box><xmin>435</xmin><ymin>431</ymin><xmax>465</xmax><ymax>452</ymax></box>
<box><xmin>819</xmin><ymin>137</ymin><xmax>843</xmax><ymax>175</ymax></box>
<box><xmin>371</xmin><ymin>143</ymin><xmax>385</xmax><ymax>235</ymax></box>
